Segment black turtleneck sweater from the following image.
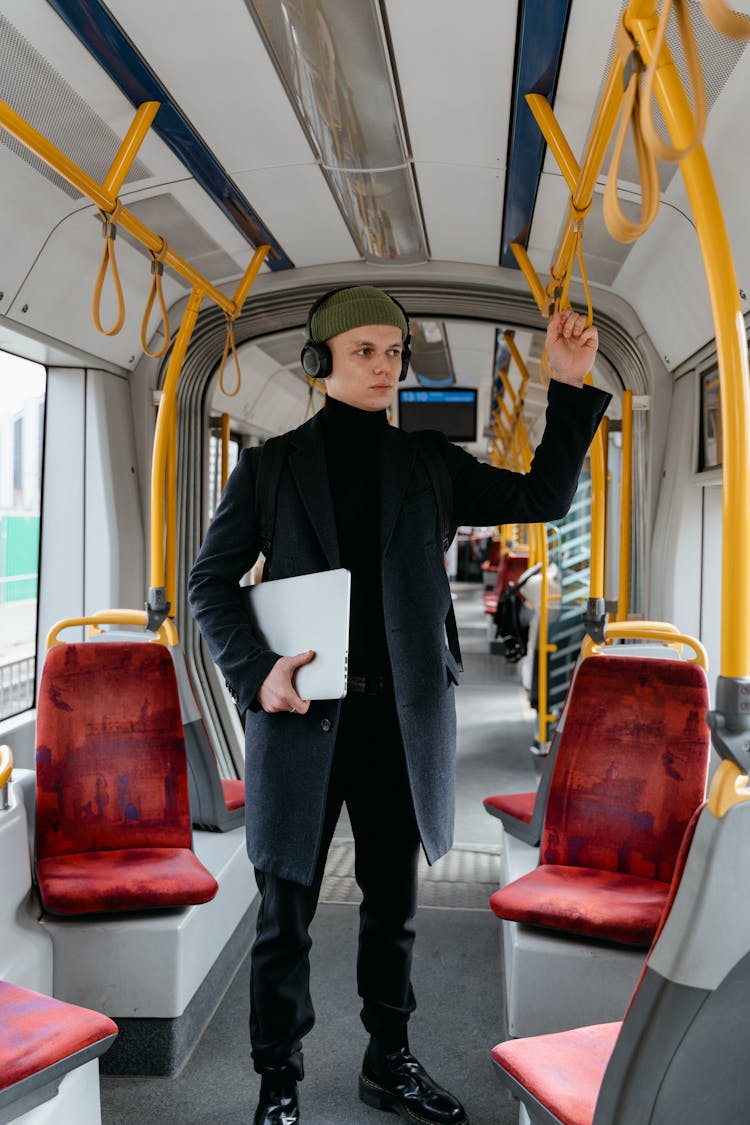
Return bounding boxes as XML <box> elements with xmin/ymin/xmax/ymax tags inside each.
<box><xmin>321</xmin><ymin>395</ymin><xmax>389</xmax><ymax>674</ymax></box>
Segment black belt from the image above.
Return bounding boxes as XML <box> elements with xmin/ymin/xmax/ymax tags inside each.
<box><xmin>347</xmin><ymin>672</ymin><xmax>389</xmax><ymax>696</ymax></box>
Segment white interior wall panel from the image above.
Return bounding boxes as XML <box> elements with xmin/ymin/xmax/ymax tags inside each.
<box><xmin>649</xmin><ymin>374</ymin><xmax>702</xmax><ymax>639</ymax></box>
<box><xmin>37</xmin><ymin>367</ymin><xmax>86</xmax><ymax>665</ymax></box>
<box><xmin>385</xmin><ymin>0</ymin><xmax>512</xmax><ymax>264</ymax></box>
<box><xmin>84</xmin><ymin>372</ymin><xmax>145</xmax><ymax>616</ymax></box>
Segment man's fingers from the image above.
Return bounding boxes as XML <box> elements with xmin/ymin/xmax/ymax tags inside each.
<box><xmin>287</xmin><ymin>649</ymin><xmax>316</xmax><ymax>668</ymax></box>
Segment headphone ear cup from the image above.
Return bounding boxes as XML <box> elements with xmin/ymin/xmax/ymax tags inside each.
<box><xmin>399</xmin><ymin>343</ymin><xmax>411</xmax><ymax>382</ymax></box>
<box><xmin>300</xmin><ymin>340</ymin><xmax>333</xmax><ymax>378</ymax></box>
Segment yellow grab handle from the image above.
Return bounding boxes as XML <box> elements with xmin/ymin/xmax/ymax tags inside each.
<box><xmin>46</xmin><ymin>609</ymin><xmax>178</xmax><ymax>650</ymax></box>
<box><xmin>708</xmin><ymin>759</ymin><xmax>750</xmax><ymax>818</ymax></box>
<box><xmin>0</xmin><ymin>745</ymin><xmax>14</xmax><ymax>791</ymax></box>
<box><xmin>581</xmin><ymin>621</ymin><xmax>707</xmax><ymax>668</ymax></box>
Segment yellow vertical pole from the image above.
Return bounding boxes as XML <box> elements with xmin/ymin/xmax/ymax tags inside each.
<box><xmin>617</xmin><ymin>391</ymin><xmax>633</xmax><ymax>621</ymax></box>
<box><xmin>165</xmin><ymin>397</ymin><xmax>177</xmax><ymax>619</ymax></box>
<box><xmin>150</xmin><ymin>288</ymin><xmax>204</xmax><ymax>612</ymax></box>
<box><xmin>536</xmin><ymin>523</ymin><xmax>557</xmax><ymax>745</ymax></box>
<box><xmin>588</xmin><ymin>416</ymin><xmax>607</xmax><ymax>600</ymax></box>
<box><xmin>220</xmin><ymin>413</ymin><xmax>231</xmax><ymax>491</ymax></box>
<box><xmin>626</xmin><ymin>1</ymin><xmax>750</xmax><ymax>678</ymax></box>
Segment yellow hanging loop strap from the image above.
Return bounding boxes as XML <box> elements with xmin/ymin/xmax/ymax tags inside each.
<box><xmin>559</xmin><ymin>199</ymin><xmax>594</xmax><ymax>327</ymax></box>
<box><xmin>92</xmin><ymin>202</ymin><xmax>126</xmax><ymax>336</ymax></box>
<box><xmin>140</xmin><ymin>238</ymin><xmax>171</xmax><ymax>359</ymax></box>
<box><xmin>217</xmin><ymin>314</ymin><xmax>241</xmax><ymax>398</ymax></box>
<box><xmin>701</xmin><ymin>0</ymin><xmax>750</xmax><ymax>38</ymax></box>
<box><xmin>640</xmin><ymin>0</ymin><xmax>707</xmax><ymax>163</ymax></box>
<box><xmin>604</xmin><ymin>20</ymin><xmax>661</xmax><ymax>243</ymax></box>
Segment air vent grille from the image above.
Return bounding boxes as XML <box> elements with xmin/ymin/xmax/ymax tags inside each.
<box><xmin>0</xmin><ymin>12</ymin><xmax>151</xmax><ymax>200</ymax></box>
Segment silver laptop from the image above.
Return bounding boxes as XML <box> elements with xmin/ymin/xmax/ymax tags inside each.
<box><xmin>242</xmin><ymin>568</ymin><xmax>351</xmax><ymax>700</ymax></box>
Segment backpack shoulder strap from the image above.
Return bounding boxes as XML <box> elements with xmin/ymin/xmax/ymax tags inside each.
<box><xmin>255</xmin><ymin>432</ymin><xmax>290</xmax><ymax>563</ymax></box>
<box><xmin>411</xmin><ymin>431</ymin><xmax>463</xmax><ymax>673</ymax></box>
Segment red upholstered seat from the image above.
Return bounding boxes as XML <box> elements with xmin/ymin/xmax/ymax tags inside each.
<box><xmin>35</xmin><ymin>643</ymin><xmax>219</xmax><ymax>915</ymax></box>
<box><xmin>221</xmin><ymin>778</ymin><xmax>246</xmax><ymax>811</ymax></box>
<box><xmin>489</xmin><ymin>655</ymin><xmax>709</xmax><ymax>945</ymax></box>
<box><xmin>490</xmin><ymin>865</ymin><xmax>670</xmax><ymax>945</ymax></box>
<box><xmin>0</xmin><ymin>980</ymin><xmax>117</xmax><ymax>1102</ymax></box>
<box><xmin>491</xmin><ymin>1023</ymin><xmax>620</xmax><ymax>1125</ymax></box>
<box><xmin>484</xmin><ymin>791</ymin><xmax>535</xmax><ymax>824</ymax></box>
<box><xmin>483</xmin><ymin>551</ymin><xmax>529</xmax><ymax>614</ymax></box>
<box><xmin>490</xmin><ymin>805</ymin><xmax>704</xmax><ymax>1123</ymax></box>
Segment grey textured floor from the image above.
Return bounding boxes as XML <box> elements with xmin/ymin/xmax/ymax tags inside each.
<box><xmin>101</xmin><ymin>583</ymin><xmax>536</xmax><ymax>1124</ymax></box>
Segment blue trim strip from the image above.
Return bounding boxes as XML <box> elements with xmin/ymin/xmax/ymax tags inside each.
<box><xmin>45</xmin><ymin>0</ymin><xmax>294</xmax><ymax>271</ymax></box>
<box><xmin>500</xmin><ymin>0</ymin><xmax>572</xmax><ymax>269</ymax></box>
<box><xmin>400</xmin><ymin>390</ymin><xmax>476</xmax><ymax>403</ymax></box>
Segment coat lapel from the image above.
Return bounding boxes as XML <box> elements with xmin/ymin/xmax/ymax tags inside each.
<box><xmin>287</xmin><ymin>414</ymin><xmax>341</xmax><ymax>569</ymax></box>
<box><xmin>380</xmin><ymin>424</ymin><xmax>418</xmax><ymax>556</ymax></box>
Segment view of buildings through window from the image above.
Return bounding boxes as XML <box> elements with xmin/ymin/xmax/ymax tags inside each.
<box><xmin>0</xmin><ymin>352</ymin><xmax>46</xmax><ymax>720</ymax></box>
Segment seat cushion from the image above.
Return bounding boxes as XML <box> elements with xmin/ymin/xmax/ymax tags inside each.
<box><xmin>36</xmin><ymin>847</ymin><xmax>219</xmax><ymax>915</ymax></box>
<box><xmin>491</xmin><ymin>1022</ymin><xmax>621</xmax><ymax>1125</ymax></box>
<box><xmin>489</xmin><ymin>864</ymin><xmax>670</xmax><ymax>946</ymax></box>
<box><xmin>0</xmin><ymin>981</ymin><xmax>117</xmax><ymax>1092</ymax></box>
<box><xmin>220</xmin><ymin>778</ymin><xmax>245</xmax><ymax>811</ymax></box>
<box><xmin>484</xmin><ymin>792</ymin><xmax>535</xmax><ymax>824</ymax></box>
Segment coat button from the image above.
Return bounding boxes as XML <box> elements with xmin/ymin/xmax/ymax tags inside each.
<box><xmin>321</xmin><ymin>718</ymin><xmax>332</xmax><ymax>733</ymax></box>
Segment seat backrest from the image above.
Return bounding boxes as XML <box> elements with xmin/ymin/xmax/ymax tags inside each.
<box><xmin>594</xmin><ymin>796</ymin><xmax>750</xmax><ymax>1123</ymax></box>
<box><xmin>541</xmin><ymin>655</ymin><xmax>710</xmax><ymax>882</ymax></box>
<box><xmin>36</xmin><ymin>643</ymin><xmax>192</xmax><ymax>861</ymax></box>
<box><xmin>494</xmin><ymin>551</ymin><xmax>529</xmax><ymax>595</ymax></box>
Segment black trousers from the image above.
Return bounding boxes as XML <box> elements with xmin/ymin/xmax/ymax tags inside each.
<box><xmin>249</xmin><ymin>690</ymin><xmax>421</xmax><ymax>1078</ymax></box>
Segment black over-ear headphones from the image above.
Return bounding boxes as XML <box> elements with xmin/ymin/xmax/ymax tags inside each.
<box><xmin>300</xmin><ymin>287</ymin><xmax>412</xmax><ymax>382</ymax></box>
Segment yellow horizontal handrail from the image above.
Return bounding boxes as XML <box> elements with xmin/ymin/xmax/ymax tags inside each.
<box><xmin>581</xmin><ymin>621</ymin><xmax>707</xmax><ymax>668</ymax></box>
<box><xmin>701</xmin><ymin>0</ymin><xmax>750</xmax><ymax>38</ymax></box>
<box><xmin>0</xmin><ymin>745</ymin><xmax>13</xmax><ymax>791</ymax></box>
<box><xmin>46</xmin><ymin>610</ymin><xmax>178</xmax><ymax>650</ymax></box>
<box><xmin>0</xmin><ymin>96</ymin><xmax>265</xmax><ymax>319</ymax></box>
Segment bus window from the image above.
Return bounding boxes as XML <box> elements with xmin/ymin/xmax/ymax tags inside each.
<box><xmin>207</xmin><ymin>420</ymin><xmax>239</xmax><ymax>520</ymax></box>
<box><xmin>0</xmin><ymin>353</ymin><xmax>46</xmax><ymax>720</ymax></box>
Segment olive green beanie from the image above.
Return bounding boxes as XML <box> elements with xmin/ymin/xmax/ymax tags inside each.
<box><xmin>310</xmin><ymin>285</ymin><xmax>408</xmax><ymax>343</ymax></box>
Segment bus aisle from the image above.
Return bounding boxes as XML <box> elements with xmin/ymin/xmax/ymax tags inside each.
<box><xmin>100</xmin><ymin>580</ymin><xmax>533</xmax><ymax>1124</ymax></box>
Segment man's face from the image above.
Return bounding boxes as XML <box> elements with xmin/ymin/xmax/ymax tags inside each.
<box><xmin>325</xmin><ymin>323</ymin><xmax>404</xmax><ymax>412</ymax></box>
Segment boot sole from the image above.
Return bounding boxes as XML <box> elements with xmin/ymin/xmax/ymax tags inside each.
<box><xmin>359</xmin><ymin>1073</ymin><xmax>468</xmax><ymax>1124</ymax></box>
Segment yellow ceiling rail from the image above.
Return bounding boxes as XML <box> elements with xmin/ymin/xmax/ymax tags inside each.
<box><xmin>617</xmin><ymin>390</ymin><xmax>634</xmax><ymax>621</ymax></box>
<box><xmin>0</xmin><ymin>97</ymin><xmax>264</xmax><ymax>319</ymax></box>
<box><xmin>47</xmin><ymin>609</ymin><xmax>178</xmax><ymax>649</ymax></box>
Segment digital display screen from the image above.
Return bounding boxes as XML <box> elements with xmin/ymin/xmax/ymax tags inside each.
<box><xmin>397</xmin><ymin>388</ymin><xmax>477</xmax><ymax>443</ymax></box>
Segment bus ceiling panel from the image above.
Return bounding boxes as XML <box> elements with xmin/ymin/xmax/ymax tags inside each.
<box><xmin>43</xmin><ymin>0</ymin><xmax>294</xmax><ymax>270</ymax></box>
<box><xmin>613</xmin><ymin>205</ymin><xmax>712</xmax><ymax>373</ymax></box>
<box><xmin>384</xmin><ymin>0</ymin><xmax>514</xmax><ymax>169</ymax></box>
<box><xmin>232</xmin><ymin>167</ymin><xmax>359</xmax><ymax>270</ymax></box>
<box><xmin>8</xmin><ymin>207</ymin><xmax>188</xmax><ymax>370</ymax></box>
<box><xmin>412</xmin><ymin>163</ymin><xmax>503</xmax><ymax>267</ymax></box>
<box><xmin>102</xmin><ymin>0</ymin><xmax>318</xmax><ymax>173</ymax></box>
<box><xmin>1</xmin><ymin>0</ymin><xmax>186</xmax><ymax>186</ymax></box>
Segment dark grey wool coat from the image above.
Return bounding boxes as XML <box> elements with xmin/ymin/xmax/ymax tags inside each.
<box><xmin>188</xmin><ymin>380</ymin><xmax>610</xmax><ymax>885</ymax></box>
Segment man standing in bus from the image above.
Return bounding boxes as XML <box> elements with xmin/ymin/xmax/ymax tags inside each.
<box><xmin>188</xmin><ymin>286</ymin><xmax>609</xmax><ymax>1125</ymax></box>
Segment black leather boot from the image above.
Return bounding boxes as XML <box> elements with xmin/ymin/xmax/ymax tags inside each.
<box><xmin>359</xmin><ymin>1040</ymin><xmax>468</xmax><ymax>1124</ymax></box>
<box><xmin>253</xmin><ymin>1065</ymin><xmax>300</xmax><ymax>1125</ymax></box>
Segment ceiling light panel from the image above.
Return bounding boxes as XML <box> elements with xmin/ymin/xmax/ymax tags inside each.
<box><xmin>245</xmin><ymin>0</ymin><xmax>427</xmax><ymax>262</ymax></box>
<box><xmin>103</xmin><ymin>0</ymin><xmax>355</xmax><ymax>263</ymax></box>
<box><xmin>385</xmin><ymin>0</ymin><xmax>512</xmax><ymax>264</ymax></box>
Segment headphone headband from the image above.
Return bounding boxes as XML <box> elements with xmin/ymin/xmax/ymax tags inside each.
<box><xmin>300</xmin><ymin>286</ymin><xmax>412</xmax><ymax>381</ymax></box>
